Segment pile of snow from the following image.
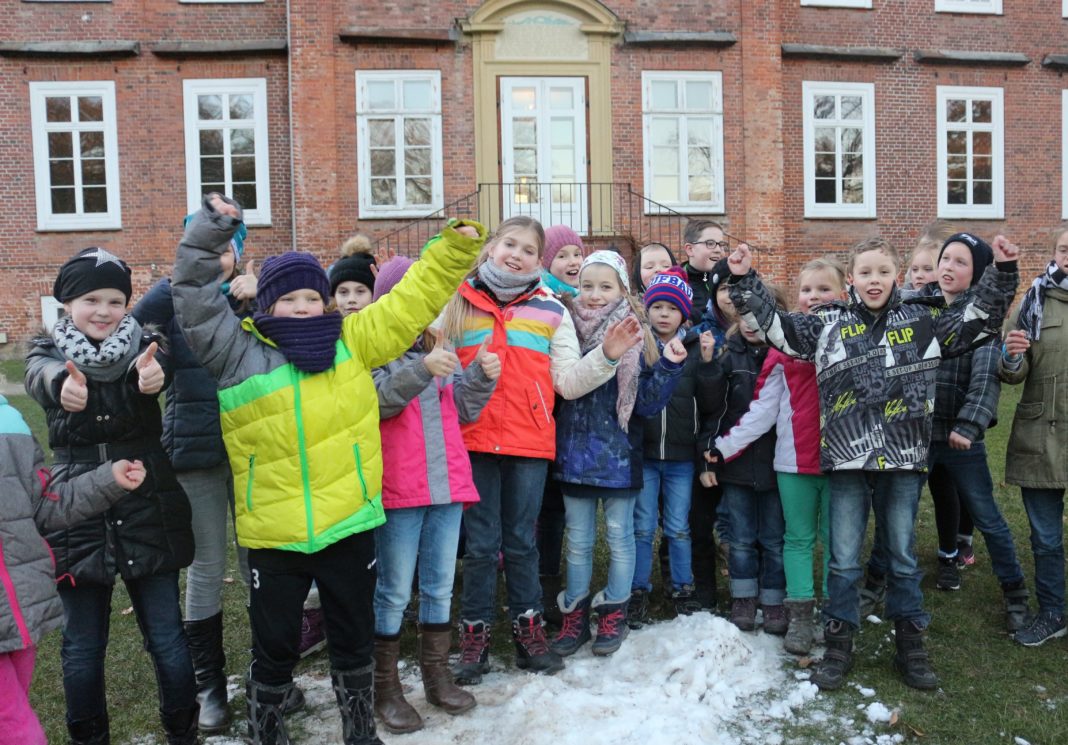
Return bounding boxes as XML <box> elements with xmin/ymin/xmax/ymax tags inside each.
<box><xmin>178</xmin><ymin>613</ymin><xmax>900</xmax><ymax>744</ymax></box>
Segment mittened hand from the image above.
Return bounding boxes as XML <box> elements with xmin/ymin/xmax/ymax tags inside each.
<box><xmin>475</xmin><ymin>339</ymin><xmax>502</xmax><ymax>381</ymax></box>
<box><xmin>423</xmin><ymin>329</ymin><xmax>460</xmax><ymax>378</ymax></box>
<box><xmin>602</xmin><ymin>316</ymin><xmax>643</xmax><ymax>361</ymax></box>
<box><xmin>992</xmin><ymin>235</ymin><xmax>1020</xmax><ymax>263</ymax></box>
<box><xmin>60</xmin><ymin>361</ymin><xmax>88</xmax><ymax>413</ymax></box>
<box><xmin>662</xmin><ymin>337</ymin><xmax>687</xmax><ymax>363</ymax></box>
<box><xmin>112</xmin><ymin>459</ymin><xmax>146</xmax><ymax>490</ymax></box>
<box><xmin>136</xmin><ymin>342</ymin><xmax>165</xmax><ymax>394</ymax></box>
<box><xmin>727</xmin><ymin>243</ymin><xmax>752</xmax><ymax>276</ymax></box>
<box><xmin>699</xmin><ymin>331</ymin><xmax>716</xmax><ymax>362</ymax></box>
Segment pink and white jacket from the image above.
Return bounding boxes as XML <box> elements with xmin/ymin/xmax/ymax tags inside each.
<box><xmin>714</xmin><ymin>348</ymin><xmax>822</xmax><ymax>475</ymax></box>
<box><xmin>373</xmin><ymin>349</ymin><xmax>497</xmax><ymax>509</ymax></box>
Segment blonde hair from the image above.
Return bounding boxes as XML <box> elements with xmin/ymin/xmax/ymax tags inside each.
<box><xmin>910</xmin><ymin>220</ymin><xmax>957</xmax><ymax>264</ymax></box>
<box><xmin>340</xmin><ymin>234</ymin><xmax>373</xmax><ymax>257</ymax></box>
<box><xmin>799</xmin><ymin>256</ymin><xmax>847</xmax><ymax>292</ymax></box>
<box><xmin>847</xmin><ymin>237</ymin><xmax>899</xmax><ymax>273</ymax></box>
<box><xmin>1051</xmin><ymin>223</ymin><xmax>1068</xmax><ymax>250</ymax></box>
<box><xmin>439</xmin><ymin>216</ymin><xmax>546</xmax><ymax>344</ymax></box>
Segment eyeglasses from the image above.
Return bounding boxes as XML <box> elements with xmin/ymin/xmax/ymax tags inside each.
<box><xmin>692</xmin><ymin>239</ymin><xmax>730</xmax><ymax>251</ymax></box>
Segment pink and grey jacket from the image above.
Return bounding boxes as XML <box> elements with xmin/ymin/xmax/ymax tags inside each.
<box><xmin>372</xmin><ymin>349</ymin><xmax>497</xmax><ymax>509</ymax></box>
<box><xmin>714</xmin><ymin>349</ymin><xmax>822</xmax><ymax>475</ymax></box>
<box><xmin>0</xmin><ymin>395</ymin><xmax>129</xmax><ymax>654</ymax></box>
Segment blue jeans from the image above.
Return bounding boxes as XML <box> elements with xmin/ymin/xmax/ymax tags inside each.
<box><xmin>1020</xmin><ymin>487</ymin><xmax>1067</xmax><ymax>614</ymax></box>
<box><xmin>825</xmin><ymin>471</ymin><xmax>928</xmax><ymax>629</ymax></box>
<box><xmin>633</xmin><ymin>460</ymin><xmax>694</xmax><ymax>591</ymax></box>
<box><xmin>723</xmin><ymin>483</ymin><xmax>786</xmax><ymax>605</ymax></box>
<box><xmin>374</xmin><ymin>503</ymin><xmax>463</xmax><ymax>635</ymax></box>
<box><xmin>58</xmin><ymin>572</ymin><xmax>195</xmax><ymax>723</ymax></box>
<box><xmin>461</xmin><ymin>453</ymin><xmax>548</xmax><ymax>622</ymax></box>
<box><xmin>562</xmin><ymin>485</ymin><xmax>638</xmax><ymax>606</ymax></box>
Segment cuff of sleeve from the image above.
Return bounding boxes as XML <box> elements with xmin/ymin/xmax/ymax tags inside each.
<box><xmin>952</xmin><ymin>422</ymin><xmax>981</xmax><ymax>443</ymax></box>
<box><xmin>994</xmin><ymin>260</ymin><xmax>1018</xmax><ymax>273</ymax></box>
<box><xmin>659</xmin><ymin>357</ymin><xmax>684</xmax><ymax>372</ymax></box>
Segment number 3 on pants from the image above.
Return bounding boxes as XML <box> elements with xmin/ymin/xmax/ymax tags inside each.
<box><xmin>251</xmin><ymin>568</ymin><xmax>261</xmax><ymax>589</ymax></box>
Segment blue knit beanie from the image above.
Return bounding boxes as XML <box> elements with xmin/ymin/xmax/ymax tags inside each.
<box><xmin>644</xmin><ymin>267</ymin><xmax>694</xmax><ymax>318</ymax></box>
<box><xmin>257</xmin><ymin>252</ymin><xmax>331</xmax><ymax>311</ymax></box>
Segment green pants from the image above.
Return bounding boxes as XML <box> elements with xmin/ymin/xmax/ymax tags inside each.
<box><xmin>776</xmin><ymin>472</ymin><xmax>830</xmax><ymax>601</ymax></box>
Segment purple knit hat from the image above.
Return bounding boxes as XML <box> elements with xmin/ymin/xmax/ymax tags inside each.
<box><xmin>257</xmin><ymin>252</ymin><xmax>331</xmax><ymax>311</ymax></box>
<box><xmin>543</xmin><ymin>225</ymin><xmax>585</xmax><ymax>268</ymax></box>
<box><xmin>372</xmin><ymin>256</ymin><xmax>415</xmax><ymax>301</ymax></box>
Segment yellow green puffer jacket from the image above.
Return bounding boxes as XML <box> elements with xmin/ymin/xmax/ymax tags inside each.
<box><xmin>173</xmin><ymin>199</ymin><xmax>484</xmax><ymax>551</ymax></box>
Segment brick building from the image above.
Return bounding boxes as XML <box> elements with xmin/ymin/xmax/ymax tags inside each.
<box><xmin>1</xmin><ymin>0</ymin><xmax>1065</xmax><ymax>347</ymax></box>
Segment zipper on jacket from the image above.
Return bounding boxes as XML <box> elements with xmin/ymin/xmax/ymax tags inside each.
<box><xmin>659</xmin><ymin>408</ymin><xmax>667</xmax><ymax>460</ymax></box>
<box><xmin>245</xmin><ymin>455</ymin><xmax>256</xmax><ymax>511</ymax></box>
<box><xmin>353</xmin><ymin>444</ymin><xmax>370</xmax><ymax>500</ymax></box>
<box><xmin>1052</xmin><ymin>375</ymin><xmax>1058</xmax><ymax>432</ymax></box>
<box><xmin>533</xmin><ymin>381</ymin><xmax>551</xmax><ymax>425</ymax></box>
<box><xmin>0</xmin><ymin>538</ymin><xmax>33</xmax><ymax>648</ymax></box>
<box><xmin>291</xmin><ymin>369</ymin><xmax>315</xmax><ymax>546</ymax></box>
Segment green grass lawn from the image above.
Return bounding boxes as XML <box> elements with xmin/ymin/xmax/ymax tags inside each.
<box><xmin>11</xmin><ymin>372</ymin><xmax>1068</xmax><ymax>744</ymax></box>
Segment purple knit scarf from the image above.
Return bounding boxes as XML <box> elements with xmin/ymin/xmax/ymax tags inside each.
<box><xmin>253</xmin><ymin>311</ymin><xmax>343</xmax><ymax>373</ymax></box>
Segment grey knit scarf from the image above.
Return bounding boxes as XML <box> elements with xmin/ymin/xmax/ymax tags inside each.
<box><xmin>51</xmin><ymin>314</ymin><xmax>143</xmax><ymax>382</ymax></box>
<box><xmin>477</xmin><ymin>261</ymin><xmax>542</xmax><ymax>304</ymax></box>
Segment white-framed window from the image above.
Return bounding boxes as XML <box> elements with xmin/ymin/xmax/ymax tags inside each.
<box><xmin>183</xmin><ymin>78</ymin><xmax>271</xmax><ymax>226</ymax></box>
<box><xmin>355</xmin><ymin>70</ymin><xmax>443</xmax><ymax>218</ymax></box>
<box><xmin>936</xmin><ymin>86</ymin><xmax>1004</xmax><ymax>219</ymax></box>
<box><xmin>641</xmin><ymin>71</ymin><xmax>725</xmax><ymax>214</ymax></box>
<box><xmin>30</xmin><ymin>81</ymin><xmax>122</xmax><ymax>232</ymax></box>
<box><xmin>1063</xmin><ymin>91</ymin><xmax>1068</xmax><ymax>220</ymax></box>
<box><xmin>800</xmin><ymin>0</ymin><xmax>872</xmax><ymax>7</ymax></box>
<box><xmin>801</xmin><ymin>82</ymin><xmax>876</xmax><ymax>219</ymax></box>
<box><xmin>40</xmin><ymin>297</ymin><xmax>66</xmax><ymax>333</ymax></box>
<box><xmin>935</xmin><ymin>0</ymin><xmax>1001</xmax><ymax>14</ymax></box>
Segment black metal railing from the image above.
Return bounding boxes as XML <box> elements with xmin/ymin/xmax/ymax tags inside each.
<box><xmin>373</xmin><ymin>182</ymin><xmax>694</xmax><ymax>259</ymax></box>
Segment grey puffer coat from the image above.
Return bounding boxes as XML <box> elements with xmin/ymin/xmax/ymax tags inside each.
<box><xmin>0</xmin><ymin>395</ymin><xmax>129</xmax><ymax>654</ymax></box>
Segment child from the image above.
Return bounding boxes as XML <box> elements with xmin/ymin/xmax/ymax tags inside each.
<box><xmin>682</xmin><ymin>220</ymin><xmax>730</xmax><ymax>324</ymax></box>
<box><xmin>710</xmin><ymin>257</ymin><xmax>846</xmax><ymax>654</ymax></box>
<box><xmin>630</xmin><ymin>268</ymin><xmax>712</xmax><ymax>625</ymax></box>
<box><xmin>541</xmin><ymin>225</ymin><xmax>585</xmax><ymax>297</ymax></box>
<box><xmin>910</xmin><ymin>233</ymin><xmax>1030</xmax><ymax>628</ymax></box>
<box><xmin>1001</xmin><ymin>223</ymin><xmax>1068</xmax><ymax>646</ymax></box>
<box><xmin>631</xmin><ymin>242</ymin><xmax>678</xmax><ymax>297</ymax></box>
<box><xmin>172</xmin><ymin>193</ymin><xmax>485</xmax><ymax>745</ymax></box>
<box><xmin>725</xmin><ymin>235</ymin><xmax>1019</xmax><ymax>690</ymax></box>
<box><xmin>699</xmin><ymin>284</ymin><xmax>788</xmax><ymax>636</ymax></box>
<box><xmin>25</xmin><ymin>247</ymin><xmax>198</xmax><ymax>744</ymax></box>
<box><xmin>0</xmin><ymin>395</ymin><xmax>144</xmax><ymax>745</ymax></box>
<box><xmin>440</xmin><ymin>217</ymin><xmax>643</xmax><ymax>684</ymax></box>
<box><xmin>536</xmin><ymin>225</ymin><xmax>587</xmax><ymax>625</ymax></box>
<box><xmin>330</xmin><ymin>236</ymin><xmax>377</xmax><ymax>316</ymax></box>
<box><xmin>133</xmin><ymin>220</ymin><xmax>254</xmax><ymax>734</ymax></box>
<box><xmin>551</xmin><ymin>251</ymin><xmax>685</xmax><ymax>656</ymax></box>
<box><xmin>369</xmin><ymin>257</ymin><xmax>500</xmax><ymax>733</ymax></box>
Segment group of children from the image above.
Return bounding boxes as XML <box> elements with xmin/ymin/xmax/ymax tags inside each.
<box><xmin>3</xmin><ymin>197</ymin><xmax>1066</xmax><ymax>744</ymax></box>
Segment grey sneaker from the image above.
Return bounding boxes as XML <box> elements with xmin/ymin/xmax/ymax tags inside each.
<box><xmin>1014</xmin><ymin>610</ymin><xmax>1067</xmax><ymax>647</ymax></box>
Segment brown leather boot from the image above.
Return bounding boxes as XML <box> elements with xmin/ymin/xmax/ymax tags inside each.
<box><xmin>372</xmin><ymin>636</ymin><xmax>423</xmax><ymax>733</ymax></box>
<box><xmin>419</xmin><ymin>624</ymin><xmax>477</xmax><ymax>715</ymax></box>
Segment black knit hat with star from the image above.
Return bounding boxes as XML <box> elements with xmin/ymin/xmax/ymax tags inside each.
<box><xmin>53</xmin><ymin>247</ymin><xmax>133</xmax><ymax>304</ymax></box>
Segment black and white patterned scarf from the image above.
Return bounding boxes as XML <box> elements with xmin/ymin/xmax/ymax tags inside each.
<box><xmin>1017</xmin><ymin>261</ymin><xmax>1068</xmax><ymax>341</ymax></box>
<box><xmin>51</xmin><ymin>313</ymin><xmax>142</xmax><ymax>382</ymax></box>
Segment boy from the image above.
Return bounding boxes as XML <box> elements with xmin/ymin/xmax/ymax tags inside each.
<box><xmin>721</xmin><ymin>236</ymin><xmax>1019</xmax><ymax>690</ymax></box>
<box><xmin>682</xmin><ymin>219</ymin><xmax>730</xmax><ymax>324</ymax></box>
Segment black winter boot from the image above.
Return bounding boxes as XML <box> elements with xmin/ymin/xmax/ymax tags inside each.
<box><xmin>160</xmin><ymin>705</ymin><xmax>200</xmax><ymax>745</ymax></box>
<box><xmin>184</xmin><ymin>611</ymin><xmax>231</xmax><ymax>734</ymax></box>
<box><xmin>512</xmin><ymin>609</ymin><xmax>564</xmax><ymax>674</ymax></box>
<box><xmin>540</xmin><ymin>574</ymin><xmax>564</xmax><ymax>629</ymax></box>
<box><xmin>67</xmin><ymin>713</ymin><xmax>110</xmax><ymax>745</ymax></box>
<box><xmin>893</xmin><ymin>619</ymin><xmax>938</xmax><ymax>690</ymax></box>
<box><xmin>810</xmin><ymin>619</ymin><xmax>854</xmax><ymax>690</ymax></box>
<box><xmin>246</xmin><ymin>679</ymin><xmax>292</xmax><ymax>745</ymax></box>
<box><xmin>453</xmin><ymin>619</ymin><xmax>491</xmax><ymax>686</ymax></box>
<box><xmin>1002</xmin><ymin>582</ymin><xmax>1031</xmax><ymax>633</ymax></box>
<box><xmin>332</xmin><ymin>664</ymin><xmax>385</xmax><ymax>745</ymax></box>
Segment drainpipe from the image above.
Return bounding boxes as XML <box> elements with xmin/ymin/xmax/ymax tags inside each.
<box><xmin>285</xmin><ymin>0</ymin><xmax>297</xmax><ymax>251</ymax></box>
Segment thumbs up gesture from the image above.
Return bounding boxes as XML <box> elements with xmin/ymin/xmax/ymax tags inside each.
<box><xmin>60</xmin><ymin>361</ymin><xmax>89</xmax><ymax>412</ymax></box>
<box><xmin>423</xmin><ymin>329</ymin><xmax>460</xmax><ymax>378</ymax></box>
<box><xmin>136</xmin><ymin>342</ymin><xmax>165</xmax><ymax>394</ymax></box>
<box><xmin>229</xmin><ymin>259</ymin><xmax>258</xmax><ymax>300</ymax></box>
<box><xmin>475</xmin><ymin>338</ymin><xmax>501</xmax><ymax>381</ymax></box>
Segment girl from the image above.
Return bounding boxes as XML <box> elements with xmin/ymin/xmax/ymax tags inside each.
<box><xmin>536</xmin><ymin>225</ymin><xmax>587</xmax><ymax>626</ymax></box>
<box><xmin>172</xmin><ymin>194</ymin><xmax>484</xmax><ymax>745</ymax></box>
<box><xmin>133</xmin><ymin>220</ymin><xmax>255</xmax><ymax>733</ymax></box>
<box><xmin>551</xmin><ymin>251</ymin><xmax>685</xmax><ymax>656</ymax></box>
<box><xmin>541</xmin><ymin>225</ymin><xmax>585</xmax><ymax>297</ymax></box>
<box><xmin>441</xmin><ymin>217</ymin><xmax>643</xmax><ymax>684</ymax></box>
<box><xmin>711</xmin><ymin>257</ymin><xmax>846</xmax><ymax>653</ymax></box>
<box><xmin>699</xmin><ymin>283</ymin><xmax>788</xmax><ymax>636</ymax></box>
<box><xmin>0</xmin><ymin>395</ymin><xmax>143</xmax><ymax>745</ymax></box>
<box><xmin>26</xmin><ymin>247</ymin><xmax>198</xmax><ymax>745</ymax></box>
<box><xmin>631</xmin><ymin>242</ymin><xmax>678</xmax><ymax>297</ymax></box>
<box><xmin>330</xmin><ymin>236</ymin><xmax>377</xmax><ymax>316</ymax></box>
<box><xmin>631</xmin><ymin>268</ymin><xmax>713</xmax><ymax>626</ymax></box>
<box><xmin>369</xmin><ymin>257</ymin><xmax>500</xmax><ymax>734</ymax></box>
<box><xmin>1001</xmin><ymin>223</ymin><xmax>1068</xmax><ymax>646</ymax></box>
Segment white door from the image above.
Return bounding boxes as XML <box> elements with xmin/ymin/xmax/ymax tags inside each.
<box><xmin>500</xmin><ymin>77</ymin><xmax>587</xmax><ymax>233</ymax></box>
